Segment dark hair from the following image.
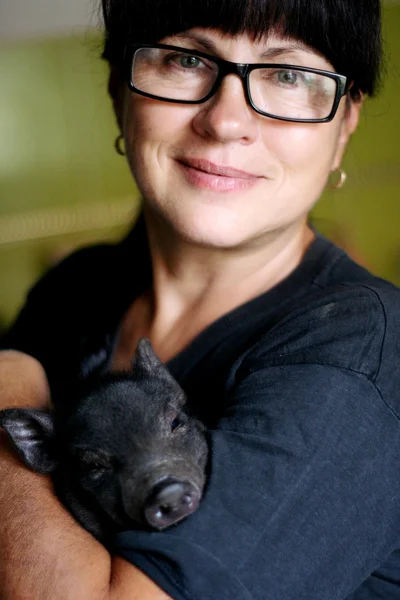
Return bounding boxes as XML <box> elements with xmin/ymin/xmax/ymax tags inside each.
<box><xmin>101</xmin><ymin>0</ymin><xmax>382</xmax><ymax>100</ymax></box>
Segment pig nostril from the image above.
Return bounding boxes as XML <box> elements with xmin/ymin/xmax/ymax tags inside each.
<box><xmin>156</xmin><ymin>493</ymin><xmax>194</xmax><ymax>517</ymax></box>
<box><xmin>182</xmin><ymin>493</ymin><xmax>194</xmax><ymax>506</ymax></box>
<box><xmin>144</xmin><ymin>479</ymin><xmax>201</xmax><ymax>530</ymax></box>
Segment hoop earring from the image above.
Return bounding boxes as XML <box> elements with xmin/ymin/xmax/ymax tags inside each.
<box><xmin>329</xmin><ymin>168</ymin><xmax>347</xmax><ymax>190</ymax></box>
<box><xmin>114</xmin><ymin>134</ymin><xmax>126</xmax><ymax>156</ymax></box>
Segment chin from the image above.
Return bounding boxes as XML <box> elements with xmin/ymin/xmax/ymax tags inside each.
<box><xmin>165</xmin><ymin>206</ymin><xmax>266</xmax><ymax>250</ymax></box>
<box><xmin>143</xmin><ymin>181</ymin><xmax>283</xmax><ymax>250</ymax></box>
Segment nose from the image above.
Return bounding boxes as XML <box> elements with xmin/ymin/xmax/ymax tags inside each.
<box><xmin>192</xmin><ymin>75</ymin><xmax>258</xmax><ymax>144</ymax></box>
<box><xmin>143</xmin><ymin>477</ymin><xmax>201</xmax><ymax>529</ymax></box>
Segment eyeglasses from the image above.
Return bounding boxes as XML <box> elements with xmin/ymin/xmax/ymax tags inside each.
<box><xmin>126</xmin><ymin>44</ymin><xmax>349</xmax><ymax>124</ymax></box>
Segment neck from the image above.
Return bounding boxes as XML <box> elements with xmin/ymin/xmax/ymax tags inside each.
<box><xmin>140</xmin><ymin>211</ymin><xmax>314</xmax><ymax>361</ymax></box>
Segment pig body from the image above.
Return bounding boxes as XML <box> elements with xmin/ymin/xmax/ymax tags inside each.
<box><xmin>0</xmin><ymin>339</ymin><xmax>208</xmax><ymax>544</ymax></box>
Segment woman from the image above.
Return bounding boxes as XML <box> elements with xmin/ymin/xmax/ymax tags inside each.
<box><xmin>1</xmin><ymin>0</ymin><xmax>399</xmax><ymax>598</ymax></box>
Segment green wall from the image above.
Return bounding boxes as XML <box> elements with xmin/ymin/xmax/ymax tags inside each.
<box><xmin>312</xmin><ymin>4</ymin><xmax>400</xmax><ymax>283</ymax></box>
<box><xmin>1</xmin><ymin>5</ymin><xmax>400</xmax><ymax>326</ymax></box>
<box><xmin>0</xmin><ymin>33</ymin><xmax>140</xmax><ymax>325</ymax></box>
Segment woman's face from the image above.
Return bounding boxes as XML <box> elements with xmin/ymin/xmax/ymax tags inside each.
<box><xmin>119</xmin><ymin>28</ymin><xmax>361</xmax><ymax>249</ymax></box>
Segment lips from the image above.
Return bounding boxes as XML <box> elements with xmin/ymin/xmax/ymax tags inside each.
<box><xmin>178</xmin><ymin>158</ymin><xmax>261</xmax><ymax>180</ymax></box>
<box><xmin>176</xmin><ymin>156</ymin><xmax>263</xmax><ymax>193</ymax></box>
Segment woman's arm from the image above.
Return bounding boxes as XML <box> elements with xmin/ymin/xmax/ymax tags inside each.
<box><xmin>0</xmin><ymin>352</ymin><xmax>171</xmax><ymax>600</ymax></box>
<box><xmin>111</xmin><ymin>362</ymin><xmax>400</xmax><ymax>600</ymax></box>
<box><xmin>0</xmin><ymin>350</ymin><xmax>50</xmax><ymax>408</ymax></box>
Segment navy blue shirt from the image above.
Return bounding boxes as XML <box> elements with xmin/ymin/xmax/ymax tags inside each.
<box><xmin>2</xmin><ymin>218</ymin><xmax>400</xmax><ymax>599</ymax></box>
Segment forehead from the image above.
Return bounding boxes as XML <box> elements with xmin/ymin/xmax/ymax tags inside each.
<box><xmin>162</xmin><ymin>27</ymin><xmax>334</xmax><ymax>69</ymax></box>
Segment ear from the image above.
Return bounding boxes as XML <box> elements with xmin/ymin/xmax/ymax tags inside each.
<box><xmin>134</xmin><ymin>338</ymin><xmax>171</xmax><ymax>378</ymax></box>
<box><xmin>0</xmin><ymin>408</ymin><xmax>57</xmax><ymax>474</ymax></box>
<box><xmin>134</xmin><ymin>338</ymin><xmax>186</xmax><ymax>401</ymax></box>
<box><xmin>331</xmin><ymin>95</ymin><xmax>363</xmax><ymax>171</ymax></box>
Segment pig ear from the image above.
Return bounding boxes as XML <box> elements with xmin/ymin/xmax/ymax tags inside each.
<box><xmin>0</xmin><ymin>408</ymin><xmax>57</xmax><ymax>474</ymax></box>
<box><xmin>135</xmin><ymin>338</ymin><xmax>171</xmax><ymax>378</ymax></box>
<box><xmin>134</xmin><ymin>338</ymin><xmax>185</xmax><ymax>394</ymax></box>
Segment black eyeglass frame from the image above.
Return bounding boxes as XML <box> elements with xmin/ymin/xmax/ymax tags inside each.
<box><xmin>126</xmin><ymin>43</ymin><xmax>350</xmax><ymax>124</ymax></box>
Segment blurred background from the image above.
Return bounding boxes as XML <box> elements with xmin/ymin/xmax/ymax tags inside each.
<box><xmin>1</xmin><ymin>0</ymin><xmax>400</xmax><ymax>333</ymax></box>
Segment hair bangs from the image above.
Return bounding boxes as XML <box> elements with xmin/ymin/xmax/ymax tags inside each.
<box><xmin>102</xmin><ymin>0</ymin><xmax>382</xmax><ymax>98</ymax></box>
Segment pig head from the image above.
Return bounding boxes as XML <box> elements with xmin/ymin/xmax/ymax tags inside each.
<box><xmin>0</xmin><ymin>339</ymin><xmax>208</xmax><ymax>544</ymax></box>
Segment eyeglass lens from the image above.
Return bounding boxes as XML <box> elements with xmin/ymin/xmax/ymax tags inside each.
<box><xmin>131</xmin><ymin>47</ymin><xmax>338</xmax><ymax>121</ymax></box>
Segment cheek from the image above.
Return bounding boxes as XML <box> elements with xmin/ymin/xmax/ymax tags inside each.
<box><xmin>123</xmin><ymin>97</ymin><xmax>193</xmax><ymax>162</ymax></box>
<box><xmin>267</xmin><ymin>123</ymin><xmax>339</xmax><ymax>180</ymax></box>
<box><xmin>124</xmin><ymin>104</ymin><xmax>158</xmax><ymax>168</ymax></box>
<box><xmin>123</xmin><ymin>101</ymin><xmax>183</xmax><ymax>198</ymax></box>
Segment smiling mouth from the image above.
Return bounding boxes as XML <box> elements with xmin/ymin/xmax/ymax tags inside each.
<box><xmin>176</xmin><ymin>158</ymin><xmax>263</xmax><ymax>192</ymax></box>
<box><xmin>178</xmin><ymin>158</ymin><xmax>261</xmax><ymax>179</ymax></box>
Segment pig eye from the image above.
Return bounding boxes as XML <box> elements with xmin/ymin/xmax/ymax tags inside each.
<box><xmin>80</xmin><ymin>462</ymin><xmax>109</xmax><ymax>481</ymax></box>
<box><xmin>171</xmin><ymin>416</ymin><xmax>185</xmax><ymax>432</ymax></box>
<box><xmin>76</xmin><ymin>449</ymin><xmax>112</xmax><ymax>481</ymax></box>
<box><xmin>166</xmin><ymin>405</ymin><xmax>187</xmax><ymax>432</ymax></box>
<box><xmin>87</xmin><ymin>467</ymin><xmax>107</xmax><ymax>481</ymax></box>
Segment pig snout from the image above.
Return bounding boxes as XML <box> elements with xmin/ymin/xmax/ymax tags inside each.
<box><xmin>143</xmin><ymin>477</ymin><xmax>201</xmax><ymax>529</ymax></box>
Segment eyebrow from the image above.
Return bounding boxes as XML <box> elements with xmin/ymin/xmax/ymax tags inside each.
<box><xmin>172</xmin><ymin>31</ymin><xmax>315</xmax><ymax>60</ymax></box>
<box><xmin>173</xmin><ymin>32</ymin><xmax>220</xmax><ymax>54</ymax></box>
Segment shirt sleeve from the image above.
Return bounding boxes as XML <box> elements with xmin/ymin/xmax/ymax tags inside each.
<box><xmin>114</xmin><ymin>292</ymin><xmax>400</xmax><ymax>600</ymax></box>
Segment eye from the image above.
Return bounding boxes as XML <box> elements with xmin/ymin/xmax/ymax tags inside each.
<box><xmin>171</xmin><ymin>417</ymin><xmax>181</xmax><ymax>431</ymax></box>
<box><xmin>179</xmin><ymin>55</ymin><xmax>202</xmax><ymax>69</ymax></box>
<box><xmin>75</xmin><ymin>449</ymin><xmax>112</xmax><ymax>481</ymax></box>
<box><xmin>278</xmin><ymin>70</ymin><xmax>298</xmax><ymax>85</ymax></box>
<box><xmin>165</xmin><ymin>52</ymin><xmax>206</xmax><ymax>71</ymax></box>
<box><xmin>171</xmin><ymin>416</ymin><xmax>183</xmax><ymax>432</ymax></box>
<box><xmin>165</xmin><ymin>404</ymin><xmax>187</xmax><ymax>432</ymax></box>
<box><xmin>83</xmin><ymin>464</ymin><xmax>108</xmax><ymax>481</ymax></box>
<box><xmin>79</xmin><ymin>460</ymin><xmax>110</xmax><ymax>481</ymax></box>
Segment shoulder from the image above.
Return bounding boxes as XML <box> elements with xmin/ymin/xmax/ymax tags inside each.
<box><xmin>28</xmin><ymin>242</ymin><xmax>121</xmax><ymax>299</ymax></box>
<box><xmin>16</xmin><ymin>214</ymin><xmax>150</xmax><ymax>316</ymax></box>
<box><xmin>238</xmin><ymin>249</ymin><xmax>400</xmax><ymax>387</ymax></box>
<box><xmin>0</xmin><ymin>242</ymin><xmax>120</xmax><ymax>375</ymax></box>
<box><xmin>1</xmin><ymin>217</ymin><xmax>150</xmax><ymax>380</ymax></box>
<box><xmin>216</xmin><ymin>259</ymin><xmax>400</xmax><ymax>437</ymax></box>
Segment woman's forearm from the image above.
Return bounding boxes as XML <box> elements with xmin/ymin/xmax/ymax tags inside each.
<box><xmin>0</xmin><ymin>351</ymin><xmax>111</xmax><ymax>599</ymax></box>
<box><xmin>0</xmin><ymin>351</ymin><xmax>171</xmax><ymax>600</ymax></box>
<box><xmin>0</xmin><ymin>435</ymin><xmax>113</xmax><ymax>600</ymax></box>
<box><xmin>0</xmin><ymin>436</ymin><xmax>172</xmax><ymax>600</ymax></box>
